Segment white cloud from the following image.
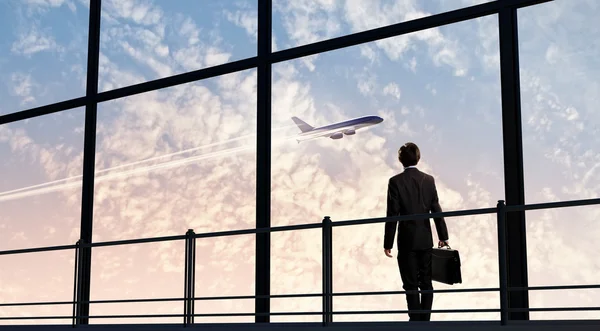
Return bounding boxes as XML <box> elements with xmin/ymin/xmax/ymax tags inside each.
<box><xmin>9</xmin><ymin>73</ymin><xmax>36</xmax><ymax>106</ymax></box>
<box><xmin>274</xmin><ymin>0</ymin><xmax>341</xmax><ymax>47</ymax></box>
<box><xmin>11</xmin><ymin>26</ymin><xmax>61</xmax><ymax>56</ymax></box>
<box><xmin>103</xmin><ymin>0</ymin><xmax>163</xmax><ymax>26</ymax></box>
<box><xmin>382</xmin><ymin>82</ymin><xmax>401</xmax><ymax>99</ymax></box>
<box><xmin>225</xmin><ymin>7</ymin><xmax>258</xmax><ymax>40</ymax></box>
<box><xmin>21</xmin><ymin>0</ymin><xmax>76</xmax><ymax>13</ymax></box>
<box><xmin>343</xmin><ymin>0</ymin><xmax>470</xmax><ymax>76</ymax></box>
<box><xmin>273</xmin><ymin>0</ymin><xmax>341</xmax><ymax>70</ymax></box>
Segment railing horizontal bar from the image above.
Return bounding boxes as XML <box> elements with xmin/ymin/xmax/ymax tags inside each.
<box><xmin>508</xmin><ymin>284</ymin><xmax>600</xmax><ymax>291</ymax></box>
<box><xmin>0</xmin><ymin>297</ymin><xmax>185</xmax><ymax>307</ymax></box>
<box><xmin>0</xmin><ymin>244</ymin><xmax>78</xmax><ymax>256</ymax></box>
<box><xmin>0</xmin><ymin>235</ymin><xmax>188</xmax><ymax>256</ymax></box>
<box><xmin>193</xmin><ymin>223</ymin><xmax>322</xmax><ymax>240</ymax></box>
<box><xmin>333</xmin><ymin>288</ymin><xmax>500</xmax><ymax>296</ymax></box>
<box><xmin>0</xmin><ymin>308</ymin><xmax>502</xmax><ymax>320</ymax></box>
<box><xmin>504</xmin><ymin>198</ymin><xmax>600</xmax><ymax>212</ymax></box>
<box><xmin>0</xmin><ymin>316</ymin><xmax>74</xmax><ymax>321</ymax></box>
<box><xmin>5</xmin><ymin>306</ymin><xmax>600</xmax><ymax>320</ymax></box>
<box><xmin>80</xmin><ymin>234</ymin><xmax>187</xmax><ymax>249</ymax></box>
<box><xmin>509</xmin><ymin>307</ymin><xmax>600</xmax><ymax>312</ymax></box>
<box><xmin>0</xmin><ymin>314</ymin><xmax>182</xmax><ymax>321</ymax></box>
<box><xmin>3</xmin><ymin>285</ymin><xmax>597</xmax><ymax>309</ymax></box>
<box><xmin>0</xmin><ymin>287</ymin><xmax>502</xmax><ymax>308</ymax></box>
<box><xmin>41</xmin><ymin>207</ymin><xmax>501</xmax><ymax>253</ymax></box>
<box><xmin>332</xmin><ymin>208</ymin><xmax>497</xmax><ymax>229</ymax></box>
<box><xmin>191</xmin><ymin>207</ymin><xmax>499</xmax><ymax>241</ymax></box>
<box><xmin>0</xmin><ymin>300</ymin><xmax>73</xmax><ymax>308</ymax></box>
<box><xmin>332</xmin><ymin>309</ymin><xmax>500</xmax><ymax>315</ymax></box>
<box><xmin>194</xmin><ymin>293</ymin><xmax>321</xmax><ymax>301</ymax></box>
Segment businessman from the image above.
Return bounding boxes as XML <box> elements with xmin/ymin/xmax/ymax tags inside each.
<box><xmin>383</xmin><ymin>142</ymin><xmax>449</xmax><ymax>322</ymax></box>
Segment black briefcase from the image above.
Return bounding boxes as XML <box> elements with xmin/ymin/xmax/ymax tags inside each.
<box><xmin>431</xmin><ymin>246</ymin><xmax>462</xmax><ymax>285</ymax></box>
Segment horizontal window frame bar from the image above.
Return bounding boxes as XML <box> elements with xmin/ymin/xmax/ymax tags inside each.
<box><xmin>0</xmin><ymin>0</ymin><xmax>552</xmax><ymax>126</ymax></box>
<box><xmin>270</xmin><ymin>0</ymin><xmax>552</xmax><ymax>65</ymax></box>
<box><xmin>504</xmin><ymin>198</ymin><xmax>600</xmax><ymax>212</ymax></box>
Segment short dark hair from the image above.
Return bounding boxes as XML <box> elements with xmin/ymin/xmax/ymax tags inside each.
<box><xmin>398</xmin><ymin>142</ymin><xmax>420</xmax><ymax>167</ymax></box>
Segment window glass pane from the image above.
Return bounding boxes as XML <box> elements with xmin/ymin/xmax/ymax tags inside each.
<box><xmin>94</xmin><ymin>69</ymin><xmax>257</xmax><ymax>241</ymax></box>
<box><xmin>99</xmin><ymin>0</ymin><xmax>257</xmax><ymax>91</ymax></box>
<box><xmin>0</xmin><ymin>108</ymin><xmax>84</xmax><ymax>325</ymax></box>
<box><xmin>271</xmin><ymin>15</ymin><xmax>503</xmax><ymax>321</ymax></box>
<box><xmin>0</xmin><ymin>1</ymin><xmax>89</xmax><ymax>115</ymax></box>
<box><xmin>519</xmin><ymin>0</ymin><xmax>600</xmax><ymax>320</ymax></box>
<box><xmin>272</xmin><ymin>0</ymin><xmax>494</xmax><ymax>52</ymax></box>
<box><xmin>0</xmin><ymin>251</ymin><xmax>75</xmax><ymax>325</ymax></box>
<box><xmin>0</xmin><ymin>109</ymin><xmax>84</xmax><ymax>251</ymax></box>
<box><xmin>89</xmin><ymin>236</ymin><xmax>255</xmax><ymax>324</ymax></box>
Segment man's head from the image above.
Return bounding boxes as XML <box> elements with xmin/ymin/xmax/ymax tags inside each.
<box><xmin>398</xmin><ymin>142</ymin><xmax>420</xmax><ymax>168</ymax></box>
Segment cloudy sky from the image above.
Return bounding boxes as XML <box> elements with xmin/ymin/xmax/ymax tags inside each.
<box><xmin>0</xmin><ymin>0</ymin><xmax>599</xmax><ymax>325</ymax></box>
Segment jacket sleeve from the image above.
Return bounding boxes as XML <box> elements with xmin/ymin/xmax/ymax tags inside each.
<box><xmin>384</xmin><ymin>178</ymin><xmax>400</xmax><ymax>250</ymax></box>
<box><xmin>430</xmin><ymin>177</ymin><xmax>449</xmax><ymax>241</ymax></box>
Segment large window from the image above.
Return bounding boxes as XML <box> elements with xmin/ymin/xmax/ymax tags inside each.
<box><xmin>0</xmin><ymin>0</ymin><xmax>597</xmax><ymax>326</ymax></box>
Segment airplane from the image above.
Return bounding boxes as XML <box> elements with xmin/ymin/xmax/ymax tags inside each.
<box><xmin>291</xmin><ymin>115</ymin><xmax>383</xmax><ymax>143</ymax></box>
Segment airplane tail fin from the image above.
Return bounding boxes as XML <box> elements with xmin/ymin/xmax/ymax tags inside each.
<box><xmin>291</xmin><ymin>116</ymin><xmax>314</xmax><ymax>133</ymax></box>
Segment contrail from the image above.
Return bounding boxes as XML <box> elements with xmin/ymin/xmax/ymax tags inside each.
<box><xmin>0</xmin><ymin>133</ymin><xmax>299</xmax><ymax>203</ymax></box>
<box><xmin>0</xmin><ymin>125</ymin><xmax>296</xmax><ymax>198</ymax></box>
<box><xmin>0</xmin><ymin>134</ymin><xmax>253</xmax><ymax>198</ymax></box>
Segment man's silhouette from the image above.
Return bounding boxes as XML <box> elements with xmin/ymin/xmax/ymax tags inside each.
<box><xmin>383</xmin><ymin>142</ymin><xmax>449</xmax><ymax>322</ymax></box>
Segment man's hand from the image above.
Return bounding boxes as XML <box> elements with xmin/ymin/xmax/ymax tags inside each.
<box><xmin>438</xmin><ymin>240</ymin><xmax>449</xmax><ymax>248</ymax></box>
<box><xmin>384</xmin><ymin>249</ymin><xmax>393</xmax><ymax>258</ymax></box>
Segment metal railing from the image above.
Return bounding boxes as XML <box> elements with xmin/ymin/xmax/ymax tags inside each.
<box><xmin>0</xmin><ymin>198</ymin><xmax>599</xmax><ymax>327</ymax></box>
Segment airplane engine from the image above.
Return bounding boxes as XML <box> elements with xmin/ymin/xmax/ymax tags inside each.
<box><xmin>329</xmin><ymin>132</ymin><xmax>343</xmax><ymax>139</ymax></box>
<box><xmin>343</xmin><ymin>129</ymin><xmax>356</xmax><ymax>135</ymax></box>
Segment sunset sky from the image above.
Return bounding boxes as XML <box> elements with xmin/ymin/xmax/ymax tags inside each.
<box><xmin>0</xmin><ymin>0</ymin><xmax>599</xmax><ymax>325</ymax></box>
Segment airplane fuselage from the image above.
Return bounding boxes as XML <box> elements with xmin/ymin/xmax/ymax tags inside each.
<box><xmin>295</xmin><ymin>115</ymin><xmax>383</xmax><ymax>142</ymax></box>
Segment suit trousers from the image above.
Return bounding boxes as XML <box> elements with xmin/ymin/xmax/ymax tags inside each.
<box><xmin>397</xmin><ymin>248</ymin><xmax>433</xmax><ymax>321</ymax></box>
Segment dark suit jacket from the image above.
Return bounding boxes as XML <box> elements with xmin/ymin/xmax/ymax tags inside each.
<box><xmin>384</xmin><ymin>167</ymin><xmax>449</xmax><ymax>251</ymax></box>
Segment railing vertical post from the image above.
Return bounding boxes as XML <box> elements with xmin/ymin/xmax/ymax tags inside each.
<box><xmin>497</xmin><ymin>200</ymin><xmax>509</xmax><ymax>325</ymax></box>
<box><xmin>183</xmin><ymin>229</ymin><xmax>196</xmax><ymax>326</ymax></box>
<box><xmin>190</xmin><ymin>230</ymin><xmax>196</xmax><ymax>324</ymax></box>
<box><xmin>322</xmin><ymin>216</ymin><xmax>333</xmax><ymax>326</ymax></box>
<box><xmin>183</xmin><ymin>231</ymin><xmax>189</xmax><ymax>327</ymax></box>
<box><xmin>72</xmin><ymin>240</ymin><xmax>80</xmax><ymax>328</ymax></box>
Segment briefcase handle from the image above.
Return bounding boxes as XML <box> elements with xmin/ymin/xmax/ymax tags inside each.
<box><xmin>438</xmin><ymin>244</ymin><xmax>452</xmax><ymax>250</ymax></box>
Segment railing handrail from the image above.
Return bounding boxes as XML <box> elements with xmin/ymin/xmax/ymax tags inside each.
<box><xmin>1</xmin><ymin>197</ymin><xmax>598</xmax><ymax>257</ymax></box>
<box><xmin>4</xmin><ymin>284</ymin><xmax>600</xmax><ymax>308</ymax></box>
<box><xmin>3</xmin><ymin>306</ymin><xmax>600</xmax><ymax>321</ymax></box>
